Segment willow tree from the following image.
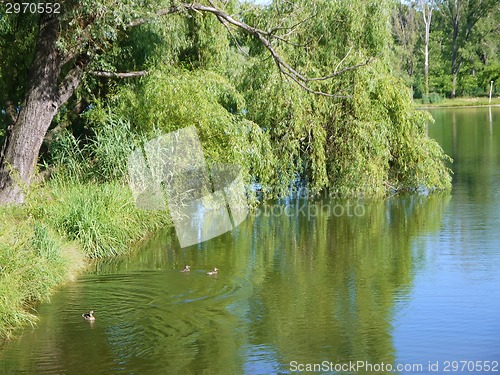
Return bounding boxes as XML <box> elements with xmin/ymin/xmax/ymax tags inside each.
<box><xmin>92</xmin><ymin>0</ymin><xmax>452</xmax><ymax>197</ymax></box>
<box><xmin>235</xmin><ymin>0</ymin><xmax>451</xmax><ymax>196</ymax></box>
<box><xmin>0</xmin><ymin>0</ymin><xmax>360</xmax><ymax>204</ymax></box>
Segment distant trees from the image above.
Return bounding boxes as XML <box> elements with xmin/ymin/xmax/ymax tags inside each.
<box><xmin>393</xmin><ymin>1</ymin><xmax>419</xmax><ymax>93</ymax></box>
<box><xmin>440</xmin><ymin>0</ymin><xmax>498</xmax><ymax>97</ymax></box>
<box><xmin>392</xmin><ymin>0</ymin><xmax>500</xmax><ymax>98</ymax></box>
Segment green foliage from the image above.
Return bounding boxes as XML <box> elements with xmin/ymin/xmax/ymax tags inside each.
<box><xmin>0</xmin><ymin>13</ymin><xmax>38</xmax><ymax>130</ymax></box>
<box><xmin>47</xmin><ymin>113</ymin><xmax>139</xmax><ymax>183</ymax></box>
<box><xmin>0</xmin><ymin>208</ymin><xmax>69</xmax><ymax>339</ymax></box>
<box><xmin>107</xmin><ymin>67</ymin><xmax>277</xmax><ymax>194</ymax></box>
<box><xmin>422</xmin><ymin>92</ymin><xmax>444</xmax><ymax>104</ymax></box>
<box><xmin>391</xmin><ymin>0</ymin><xmax>500</xmax><ymax>97</ymax></box>
<box><xmin>36</xmin><ymin>182</ymin><xmax>170</xmax><ymax>258</ymax></box>
<box><xmin>373</xmin><ymin>77</ymin><xmax>451</xmax><ymax>191</ymax></box>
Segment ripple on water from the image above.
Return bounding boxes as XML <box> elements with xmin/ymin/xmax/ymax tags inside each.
<box><xmin>61</xmin><ymin>269</ymin><xmax>252</xmax><ymax>367</ymax></box>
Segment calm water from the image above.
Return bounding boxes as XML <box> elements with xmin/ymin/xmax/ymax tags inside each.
<box><xmin>1</xmin><ymin>107</ymin><xmax>500</xmax><ymax>374</ymax></box>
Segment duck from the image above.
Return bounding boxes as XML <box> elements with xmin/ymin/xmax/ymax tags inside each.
<box><xmin>82</xmin><ymin>310</ymin><xmax>95</xmax><ymax>321</ymax></box>
<box><xmin>207</xmin><ymin>267</ymin><xmax>219</xmax><ymax>276</ymax></box>
<box><xmin>180</xmin><ymin>265</ymin><xmax>191</xmax><ymax>273</ymax></box>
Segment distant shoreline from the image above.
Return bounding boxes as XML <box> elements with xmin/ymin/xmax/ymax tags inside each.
<box><xmin>418</xmin><ymin>104</ymin><xmax>500</xmax><ymax>109</ymax></box>
<box><xmin>415</xmin><ymin>97</ymin><xmax>500</xmax><ymax>109</ymax></box>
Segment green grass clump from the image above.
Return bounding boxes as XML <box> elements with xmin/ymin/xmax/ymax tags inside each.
<box><xmin>33</xmin><ymin>182</ymin><xmax>170</xmax><ymax>258</ymax></box>
<box><xmin>0</xmin><ymin>208</ymin><xmax>77</xmax><ymax>340</ymax></box>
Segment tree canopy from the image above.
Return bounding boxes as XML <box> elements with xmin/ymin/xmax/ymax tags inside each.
<box><xmin>0</xmin><ymin>0</ymin><xmax>452</xmax><ymax>204</ymax></box>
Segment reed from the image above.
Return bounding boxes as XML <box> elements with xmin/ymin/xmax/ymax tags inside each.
<box><xmin>41</xmin><ymin>181</ymin><xmax>170</xmax><ymax>258</ymax></box>
<box><xmin>0</xmin><ymin>208</ymin><xmax>78</xmax><ymax>340</ymax></box>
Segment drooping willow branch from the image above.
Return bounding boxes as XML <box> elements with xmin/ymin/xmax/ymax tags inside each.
<box><xmin>127</xmin><ymin>3</ymin><xmax>373</xmax><ymax>97</ymax></box>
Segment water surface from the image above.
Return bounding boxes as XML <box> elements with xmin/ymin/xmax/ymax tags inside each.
<box><xmin>1</xmin><ymin>107</ymin><xmax>500</xmax><ymax>374</ymax></box>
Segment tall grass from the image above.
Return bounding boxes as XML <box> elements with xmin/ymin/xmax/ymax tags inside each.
<box><xmin>88</xmin><ymin>115</ymin><xmax>137</xmax><ymax>181</ymax></box>
<box><xmin>37</xmin><ymin>182</ymin><xmax>170</xmax><ymax>258</ymax></box>
<box><xmin>47</xmin><ymin>129</ymin><xmax>87</xmax><ymax>182</ymax></box>
<box><xmin>48</xmin><ymin>113</ymin><xmax>139</xmax><ymax>184</ymax></box>
<box><xmin>41</xmin><ymin>112</ymin><xmax>170</xmax><ymax>258</ymax></box>
<box><xmin>0</xmin><ymin>208</ymin><xmax>78</xmax><ymax>340</ymax></box>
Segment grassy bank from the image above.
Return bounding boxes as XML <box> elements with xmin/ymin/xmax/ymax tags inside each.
<box><xmin>0</xmin><ymin>181</ymin><xmax>170</xmax><ymax>340</ymax></box>
<box><xmin>0</xmin><ymin>116</ymin><xmax>173</xmax><ymax>340</ymax></box>
<box><xmin>415</xmin><ymin>96</ymin><xmax>500</xmax><ymax>108</ymax></box>
<box><xmin>0</xmin><ymin>206</ymin><xmax>78</xmax><ymax>340</ymax></box>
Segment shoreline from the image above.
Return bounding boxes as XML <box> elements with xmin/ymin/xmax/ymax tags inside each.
<box><xmin>414</xmin><ymin>97</ymin><xmax>500</xmax><ymax>109</ymax></box>
<box><xmin>418</xmin><ymin>104</ymin><xmax>500</xmax><ymax>109</ymax></box>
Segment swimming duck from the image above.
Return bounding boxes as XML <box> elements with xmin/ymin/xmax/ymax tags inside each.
<box><xmin>207</xmin><ymin>267</ymin><xmax>219</xmax><ymax>276</ymax></box>
<box><xmin>181</xmin><ymin>265</ymin><xmax>191</xmax><ymax>273</ymax></box>
<box><xmin>82</xmin><ymin>310</ymin><xmax>95</xmax><ymax>321</ymax></box>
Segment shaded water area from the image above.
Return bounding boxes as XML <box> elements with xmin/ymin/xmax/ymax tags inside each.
<box><xmin>1</xmin><ymin>107</ymin><xmax>500</xmax><ymax>374</ymax></box>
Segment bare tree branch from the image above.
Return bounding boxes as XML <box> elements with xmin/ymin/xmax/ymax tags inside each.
<box><xmin>92</xmin><ymin>70</ymin><xmax>148</xmax><ymax>78</ymax></box>
<box><xmin>184</xmin><ymin>3</ymin><xmax>371</xmax><ymax>96</ymax></box>
<box><xmin>184</xmin><ymin>4</ymin><xmax>310</xmax><ymax>78</ymax></box>
<box><xmin>57</xmin><ymin>64</ymin><xmax>85</xmax><ymax>107</ymax></box>
<box><xmin>127</xmin><ymin>7</ymin><xmax>180</xmax><ymax>27</ymax></box>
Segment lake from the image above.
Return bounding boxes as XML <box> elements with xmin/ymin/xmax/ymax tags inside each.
<box><xmin>1</xmin><ymin>107</ymin><xmax>500</xmax><ymax>374</ymax></box>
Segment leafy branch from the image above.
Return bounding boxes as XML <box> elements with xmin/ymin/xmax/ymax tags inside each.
<box><xmin>125</xmin><ymin>3</ymin><xmax>372</xmax><ymax>97</ymax></box>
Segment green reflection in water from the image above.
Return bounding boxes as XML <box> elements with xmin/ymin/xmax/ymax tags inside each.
<box><xmin>1</xmin><ymin>194</ymin><xmax>448</xmax><ymax>374</ymax></box>
<box><xmin>429</xmin><ymin>107</ymin><xmax>500</xmax><ymax>202</ymax></box>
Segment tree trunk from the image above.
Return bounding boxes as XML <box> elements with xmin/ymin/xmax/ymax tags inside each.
<box><xmin>451</xmin><ymin>72</ymin><xmax>458</xmax><ymax>98</ymax></box>
<box><xmin>0</xmin><ymin>97</ymin><xmax>60</xmax><ymax>204</ymax></box>
<box><xmin>450</xmin><ymin>56</ymin><xmax>462</xmax><ymax>98</ymax></box>
<box><xmin>421</xmin><ymin>0</ymin><xmax>432</xmax><ymax>97</ymax></box>
<box><xmin>0</xmin><ymin>14</ymin><xmax>81</xmax><ymax>204</ymax></box>
<box><xmin>424</xmin><ymin>36</ymin><xmax>429</xmax><ymax>96</ymax></box>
